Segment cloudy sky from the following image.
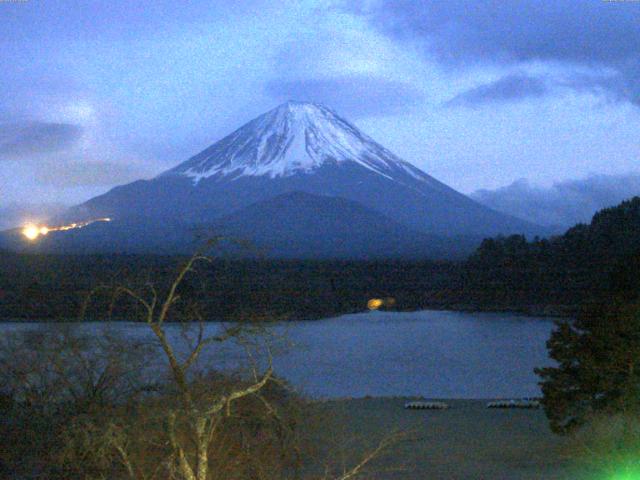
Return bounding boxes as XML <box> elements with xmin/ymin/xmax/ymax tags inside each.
<box><xmin>1</xmin><ymin>0</ymin><xmax>640</xmax><ymax>227</ymax></box>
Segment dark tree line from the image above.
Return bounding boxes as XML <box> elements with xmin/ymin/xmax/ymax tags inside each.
<box><xmin>0</xmin><ymin>255</ymin><xmax>459</xmax><ymax>321</ymax></box>
<box><xmin>459</xmin><ymin>197</ymin><xmax>640</xmax><ymax>313</ymax></box>
<box><xmin>531</xmin><ymin>196</ymin><xmax>640</xmax><ymax>464</ymax></box>
<box><xmin>2</xmin><ymin>197</ymin><xmax>640</xmax><ymax>322</ymax></box>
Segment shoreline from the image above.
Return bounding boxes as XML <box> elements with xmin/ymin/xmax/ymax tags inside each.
<box><xmin>306</xmin><ymin>396</ymin><xmax>578</xmax><ymax>479</ymax></box>
<box><xmin>311</xmin><ymin>395</ymin><xmax>543</xmax><ymax>403</ymax></box>
<box><xmin>0</xmin><ymin>303</ymin><xmax>575</xmax><ymax>323</ymax></box>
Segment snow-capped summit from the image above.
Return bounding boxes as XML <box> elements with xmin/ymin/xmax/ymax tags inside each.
<box><xmin>163</xmin><ymin>101</ymin><xmax>432</xmax><ymax>184</ymax></box>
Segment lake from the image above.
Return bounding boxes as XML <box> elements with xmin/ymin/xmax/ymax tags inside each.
<box><xmin>0</xmin><ymin>310</ymin><xmax>557</xmax><ymax>399</ymax></box>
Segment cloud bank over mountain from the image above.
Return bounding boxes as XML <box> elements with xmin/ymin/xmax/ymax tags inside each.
<box><xmin>471</xmin><ymin>173</ymin><xmax>640</xmax><ymax>228</ymax></box>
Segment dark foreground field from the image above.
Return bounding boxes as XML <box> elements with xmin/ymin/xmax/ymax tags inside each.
<box><xmin>311</xmin><ymin>398</ymin><xmax>584</xmax><ymax>480</ymax></box>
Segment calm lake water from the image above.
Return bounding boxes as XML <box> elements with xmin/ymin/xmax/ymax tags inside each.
<box><xmin>1</xmin><ymin>310</ymin><xmax>557</xmax><ymax>399</ymax></box>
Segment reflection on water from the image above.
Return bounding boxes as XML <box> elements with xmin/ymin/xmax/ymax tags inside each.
<box><xmin>1</xmin><ymin>310</ymin><xmax>556</xmax><ymax>399</ymax></box>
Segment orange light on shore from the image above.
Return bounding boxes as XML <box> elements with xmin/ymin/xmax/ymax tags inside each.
<box><xmin>367</xmin><ymin>297</ymin><xmax>396</xmax><ymax>311</ymax></box>
<box><xmin>367</xmin><ymin>298</ymin><xmax>384</xmax><ymax>310</ymax></box>
<box><xmin>21</xmin><ymin>218</ymin><xmax>112</xmax><ymax>241</ymax></box>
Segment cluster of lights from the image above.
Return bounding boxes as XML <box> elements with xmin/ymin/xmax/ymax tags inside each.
<box><xmin>22</xmin><ymin>225</ymin><xmax>50</xmax><ymax>240</ymax></box>
<box><xmin>21</xmin><ymin>218</ymin><xmax>112</xmax><ymax>241</ymax></box>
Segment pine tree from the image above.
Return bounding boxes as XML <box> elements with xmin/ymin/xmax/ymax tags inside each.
<box><xmin>536</xmin><ymin>299</ymin><xmax>640</xmax><ymax>433</ymax></box>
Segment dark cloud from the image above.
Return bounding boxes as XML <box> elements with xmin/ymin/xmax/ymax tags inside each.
<box><xmin>34</xmin><ymin>161</ymin><xmax>148</xmax><ymax>188</ymax></box>
<box><xmin>447</xmin><ymin>73</ymin><xmax>548</xmax><ymax>106</ymax></box>
<box><xmin>265</xmin><ymin>75</ymin><xmax>423</xmax><ymax>117</ymax></box>
<box><xmin>559</xmin><ymin>68</ymin><xmax>640</xmax><ymax>104</ymax></box>
<box><xmin>0</xmin><ymin>122</ymin><xmax>83</xmax><ymax>159</ymax></box>
<box><xmin>355</xmin><ymin>0</ymin><xmax>640</xmax><ymax>105</ymax></box>
<box><xmin>449</xmin><ymin>70</ymin><xmax>638</xmax><ymax>108</ymax></box>
<box><xmin>471</xmin><ymin>174</ymin><xmax>640</xmax><ymax>228</ymax></box>
<box><xmin>358</xmin><ymin>0</ymin><xmax>640</xmax><ymax>64</ymax></box>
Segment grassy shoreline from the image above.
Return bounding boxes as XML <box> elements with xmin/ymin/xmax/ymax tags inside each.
<box><xmin>312</xmin><ymin>397</ymin><xmax>582</xmax><ymax>479</ymax></box>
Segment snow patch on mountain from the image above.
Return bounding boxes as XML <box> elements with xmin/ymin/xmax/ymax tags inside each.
<box><xmin>162</xmin><ymin>101</ymin><xmax>427</xmax><ymax>184</ymax></box>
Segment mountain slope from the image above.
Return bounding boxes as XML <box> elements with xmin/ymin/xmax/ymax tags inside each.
<box><xmin>209</xmin><ymin>191</ymin><xmax>477</xmax><ymax>259</ymax></box>
<box><xmin>0</xmin><ymin>217</ymin><xmax>197</xmax><ymax>255</ymax></box>
<box><xmin>0</xmin><ymin>192</ymin><xmax>478</xmax><ymax>258</ymax></box>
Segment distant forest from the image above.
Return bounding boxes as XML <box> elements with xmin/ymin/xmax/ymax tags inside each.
<box><xmin>1</xmin><ymin>197</ymin><xmax>639</xmax><ymax>321</ymax></box>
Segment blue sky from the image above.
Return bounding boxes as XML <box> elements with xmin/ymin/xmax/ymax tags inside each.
<box><xmin>1</xmin><ymin>0</ymin><xmax>639</xmax><ymax>219</ymax></box>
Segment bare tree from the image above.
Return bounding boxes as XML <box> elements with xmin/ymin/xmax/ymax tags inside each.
<box><xmin>1</xmin><ymin>240</ymin><xmax>407</xmax><ymax>480</ymax></box>
<box><xmin>0</xmin><ymin>324</ymin><xmax>154</xmax><ymax>479</ymax></box>
<box><xmin>74</xmin><ymin>240</ymin><xmax>280</xmax><ymax>480</ymax></box>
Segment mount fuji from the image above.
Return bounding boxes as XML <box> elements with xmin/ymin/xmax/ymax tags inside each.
<box><xmin>4</xmin><ymin>102</ymin><xmax>539</xmax><ymax>258</ymax></box>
